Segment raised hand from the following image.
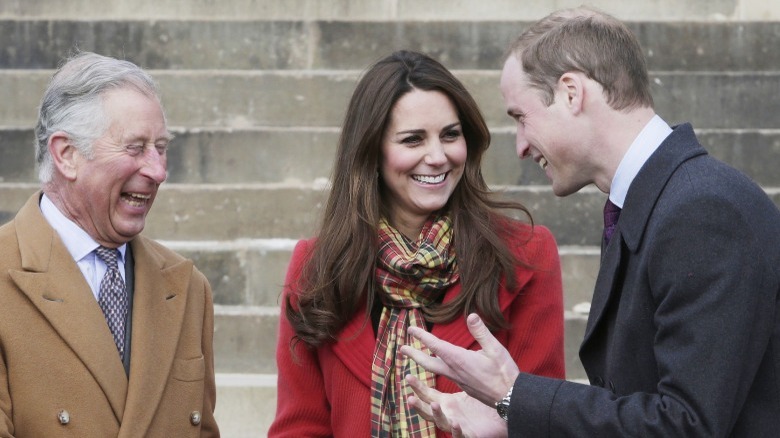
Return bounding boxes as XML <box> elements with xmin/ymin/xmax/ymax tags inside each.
<box><xmin>400</xmin><ymin>313</ymin><xmax>520</xmax><ymax>405</ymax></box>
<box><xmin>405</xmin><ymin>374</ymin><xmax>508</xmax><ymax>438</ymax></box>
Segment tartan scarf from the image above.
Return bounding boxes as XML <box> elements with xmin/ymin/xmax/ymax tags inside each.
<box><xmin>370</xmin><ymin>214</ymin><xmax>459</xmax><ymax>438</ymax></box>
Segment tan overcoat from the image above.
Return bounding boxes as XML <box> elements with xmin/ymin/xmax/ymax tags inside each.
<box><xmin>0</xmin><ymin>192</ymin><xmax>219</xmax><ymax>437</ymax></box>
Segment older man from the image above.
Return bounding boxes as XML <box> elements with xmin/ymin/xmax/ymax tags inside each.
<box><xmin>0</xmin><ymin>52</ymin><xmax>219</xmax><ymax>436</ymax></box>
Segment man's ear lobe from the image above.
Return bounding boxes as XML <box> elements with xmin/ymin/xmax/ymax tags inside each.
<box><xmin>48</xmin><ymin>132</ymin><xmax>78</xmax><ymax>180</ymax></box>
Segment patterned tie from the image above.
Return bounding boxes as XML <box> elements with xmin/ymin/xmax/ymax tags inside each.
<box><xmin>95</xmin><ymin>246</ymin><xmax>128</xmax><ymax>359</ymax></box>
<box><xmin>603</xmin><ymin>199</ymin><xmax>621</xmax><ymax>246</ymax></box>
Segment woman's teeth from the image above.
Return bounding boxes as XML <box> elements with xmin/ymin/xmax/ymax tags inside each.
<box><xmin>413</xmin><ymin>173</ymin><xmax>446</xmax><ymax>184</ymax></box>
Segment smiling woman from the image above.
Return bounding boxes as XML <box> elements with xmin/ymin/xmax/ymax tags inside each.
<box><xmin>380</xmin><ymin>89</ymin><xmax>467</xmax><ymax>239</ymax></box>
<box><xmin>269</xmin><ymin>50</ymin><xmax>566</xmax><ymax>438</ymax></box>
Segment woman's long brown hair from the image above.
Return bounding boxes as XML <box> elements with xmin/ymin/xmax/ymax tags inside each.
<box><xmin>286</xmin><ymin>50</ymin><xmax>533</xmax><ymax>348</ymax></box>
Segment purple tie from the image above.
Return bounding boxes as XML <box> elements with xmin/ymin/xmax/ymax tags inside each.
<box><xmin>603</xmin><ymin>199</ymin><xmax>621</xmax><ymax>245</ymax></box>
<box><xmin>95</xmin><ymin>246</ymin><xmax>128</xmax><ymax>359</ymax></box>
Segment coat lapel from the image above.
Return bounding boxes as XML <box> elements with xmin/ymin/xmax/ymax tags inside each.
<box><xmin>330</xmin><ymin>302</ymin><xmax>377</xmax><ymax>388</ymax></box>
<box><xmin>581</xmin><ymin>238</ymin><xmax>625</xmax><ymax>347</ymax></box>
<box><xmin>581</xmin><ymin>124</ymin><xmax>708</xmax><ymax>350</ymax></box>
<box><xmin>10</xmin><ymin>193</ymin><xmax>128</xmax><ymax>422</ymax></box>
<box><xmin>119</xmin><ymin>237</ymin><xmax>192</xmax><ymax>436</ymax></box>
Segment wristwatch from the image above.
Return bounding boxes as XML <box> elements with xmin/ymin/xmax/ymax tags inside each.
<box><xmin>495</xmin><ymin>386</ymin><xmax>513</xmax><ymax>422</ymax></box>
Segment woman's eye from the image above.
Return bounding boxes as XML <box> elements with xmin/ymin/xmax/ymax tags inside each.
<box><xmin>401</xmin><ymin>135</ymin><xmax>422</xmax><ymax>145</ymax></box>
<box><xmin>442</xmin><ymin>129</ymin><xmax>461</xmax><ymax>141</ymax></box>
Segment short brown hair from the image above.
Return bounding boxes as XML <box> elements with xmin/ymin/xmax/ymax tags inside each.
<box><xmin>506</xmin><ymin>7</ymin><xmax>653</xmax><ymax>111</ymax></box>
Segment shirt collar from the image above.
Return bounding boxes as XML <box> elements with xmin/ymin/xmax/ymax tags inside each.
<box><xmin>609</xmin><ymin>115</ymin><xmax>672</xmax><ymax>208</ymax></box>
<box><xmin>40</xmin><ymin>193</ymin><xmax>126</xmax><ymax>263</ymax></box>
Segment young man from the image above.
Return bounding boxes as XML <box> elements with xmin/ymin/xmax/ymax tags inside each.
<box><xmin>402</xmin><ymin>7</ymin><xmax>780</xmax><ymax>437</ymax></box>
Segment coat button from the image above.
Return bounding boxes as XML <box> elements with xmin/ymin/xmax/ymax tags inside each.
<box><xmin>190</xmin><ymin>411</ymin><xmax>201</xmax><ymax>426</ymax></box>
<box><xmin>57</xmin><ymin>410</ymin><xmax>70</xmax><ymax>425</ymax></box>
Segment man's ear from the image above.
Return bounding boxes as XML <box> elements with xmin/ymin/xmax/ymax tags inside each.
<box><xmin>558</xmin><ymin>72</ymin><xmax>585</xmax><ymax>115</ymax></box>
<box><xmin>48</xmin><ymin>131</ymin><xmax>79</xmax><ymax>181</ymax></box>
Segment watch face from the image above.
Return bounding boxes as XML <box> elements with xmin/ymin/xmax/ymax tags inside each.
<box><xmin>497</xmin><ymin>401</ymin><xmax>509</xmax><ymax>420</ymax></box>
<box><xmin>496</xmin><ymin>386</ymin><xmax>512</xmax><ymax>421</ymax></box>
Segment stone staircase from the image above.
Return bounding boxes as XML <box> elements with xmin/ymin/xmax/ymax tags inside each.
<box><xmin>1</xmin><ymin>1</ymin><xmax>779</xmax><ymax>435</ymax></box>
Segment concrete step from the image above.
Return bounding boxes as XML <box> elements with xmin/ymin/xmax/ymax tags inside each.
<box><xmin>2</xmin><ymin>20</ymin><xmax>779</xmax><ymax>71</ymax></box>
<box><xmin>2</xmin><ymin>71</ymin><xmax>780</xmax><ymax>131</ymax></box>
<box><xmin>4</xmin><ymin>128</ymin><xmax>780</xmax><ymax>187</ymax></box>
<box><xmin>171</xmin><ymin>241</ymin><xmax>598</xmax><ymax>312</ymax></box>
<box><xmin>3</xmin><ymin>184</ymin><xmax>779</xmax><ymax>246</ymax></box>
<box><xmin>0</xmin><ymin>184</ymin><xmax>623</xmax><ymax>247</ymax></box>
<box><xmin>214</xmin><ymin>373</ymin><xmax>275</xmax><ymax>438</ymax></box>
<box><xmin>212</xmin><ymin>304</ymin><xmax>590</xmax><ymax>378</ymax></box>
<box><xmin>0</xmin><ymin>0</ymin><xmax>776</xmax><ymax>21</ymax></box>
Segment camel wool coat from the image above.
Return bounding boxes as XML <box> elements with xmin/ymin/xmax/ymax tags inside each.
<box><xmin>0</xmin><ymin>192</ymin><xmax>219</xmax><ymax>437</ymax></box>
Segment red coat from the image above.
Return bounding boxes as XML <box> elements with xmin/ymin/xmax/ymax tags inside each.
<box><xmin>269</xmin><ymin>223</ymin><xmax>565</xmax><ymax>437</ymax></box>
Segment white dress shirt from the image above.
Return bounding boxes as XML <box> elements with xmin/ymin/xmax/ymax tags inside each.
<box><xmin>40</xmin><ymin>194</ymin><xmax>127</xmax><ymax>300</ymax></box>
<box><xmin>609</xmin><ymin>115</ymin><xmax>673</xmax><ymax>208</ymax></box>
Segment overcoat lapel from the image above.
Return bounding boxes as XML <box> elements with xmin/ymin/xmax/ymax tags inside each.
<box><xmin>581</xmin><ymin>239</ymin><xmax>625</xmax><ymax>346</ymax></box>
<box><xmin>10</xmin><ymin>193</ymin><xmax>128</xmax><ymax>422</ymax></box>
<box><xmin>118</xmin><ymin>237</ymin><xmax>192</xmax><ymax>437</ymax></box>
<box><xmin>580</xmin><ymin>124</ymin><xmax>707</xmax><ymax>350</ymax></box>
<box><xmin>330</xmin><ymin>303</ymin><xmax>377</xmax><ymax>388</ymax></box>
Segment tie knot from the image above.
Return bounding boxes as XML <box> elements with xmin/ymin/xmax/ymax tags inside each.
<box><xmin>604</xmin><ymin>199</ymin><xmax>621</xmax><ymax>228</ymax></box>
<box><xmin>603</xmin><ymin>199</ymin><xmax>622</xmax><ymax>245</ymax></box>
<box><xmin>95</xmin><ymin>246</ymin><xmax>119</xmax><ymax>268</ymax></box>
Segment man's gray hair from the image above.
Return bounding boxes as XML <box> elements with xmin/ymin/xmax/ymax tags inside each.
<box><xmin>34</xmin><ymin>51</ymin><xmax>163</xmax><ymax>183</ymax></box>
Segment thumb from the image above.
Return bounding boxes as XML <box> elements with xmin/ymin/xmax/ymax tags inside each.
<box><xmin>466</xmin><ymin>313</ymin><xmax>501</xmax><ymax>352</ymax></box>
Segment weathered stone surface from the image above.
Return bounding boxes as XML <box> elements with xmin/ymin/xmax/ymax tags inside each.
<box><xmin>214</xmin><ymin>376</ymin><xmax>276</xmax><ymax>437</ymax></box>
<box><xmin>169</xmin><ymin>240</ymin><xmax>296</xmax><ymax>307</ymax></box>
<box><xmin>147</xmin><ymin>241</ymin><xmax>601</xmax><ymax>310</ymax></box>
<box><xmin>5</xmin><ymin>128</ymin><xmax>780</xmax><ymax>187</ymax></box>
<box><xmin>3</xmin><ymin>71</ymin><xmax>779</xmax><ymax>131</ymax></box>
<box><xmin>0</xmin><ymin>20</ymin><xmax>311</xmax><ymax>70</ymax></box>
<box><xmin>214</xmin><ymin>306</ymin><xmax>279</xmax><ymax>374</ymax></box>
<box><xmin>2</xmin><ymin>0</ymin><xmax>772</xmax><ymax>21</ymax></box>
<box><xmin>3</xmin><ymin>184</ymin><xmax>778</xmax><ymax>246</ymax></box>
<box><xmin>560</xmin><ymin>248</ymin><xmax>600</xmax><ymax>310</ymax></box>
<box><xmin>165</xmin><ymin>129</ymin><xmax>340</xmax><ymax>185</ymax></box>
<box><xmin>3</xmin><ymin>20</ymin><xmax>779</xmax><ymax>71</ymax></box>
<box><xmin>213</xmin><ymin>308</ymin><xmax>589</xmax><ymax>378</ymax></box>
<box><xmin>0</xmin><ymin>184</ymin><xmax>38</xmax><ymax>225</ymax></box>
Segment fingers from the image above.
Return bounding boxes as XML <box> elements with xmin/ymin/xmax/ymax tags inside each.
<box><xmin>430</xmin><ymin>402</ymin><xmax>453</xmax><ymax>432</ymax></box>
<box><xmin>450</xmin><ymin>421</ymin><xmax>465</xmax><ymax>438</ymax></box>
<box><xmin>405</xmin><ymin>374</ymin><xmax>434</xmax><ymax>404</ymax></box>
<box><xmin>400</xmin><ymin>345</ymin><xmax>449</xmax><ymax>376</ymax></box>
<box><xmin>407</xmin><ymin>376</ymin><xmax>455</xmax><ymax>433</ymax></box>
<box><xmin>407</xmin><ymin>395</ymin><xmax>435</xmax><ymax>421</ymax></box>
<box><xmin>466</xmin><ymin>313</ymin><xmax>503</xmax><ymax>353</ymax></box>
<box><xmin>407</xmin><ymin>326</ymin><xmax>444</xmax><ymax>352</ymax></box>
